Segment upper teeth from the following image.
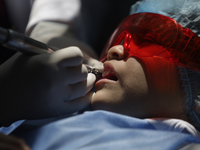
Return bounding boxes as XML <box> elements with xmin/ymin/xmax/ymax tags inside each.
<box><xmin>102</xmin><ymin>69</ymin><xmax>115</xmax><ymax>77</ymax></box>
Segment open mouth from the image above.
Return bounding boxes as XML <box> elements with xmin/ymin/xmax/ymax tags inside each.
<box><xmin>102</xmin><ymin>68</ymin><xmax>118</xmax><ymax>81</ymax></box>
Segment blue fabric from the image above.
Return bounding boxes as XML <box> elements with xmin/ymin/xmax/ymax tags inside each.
<box><xmin>0</xmin><ymin>120</ymin><xmax>24</xmax><ymax>135</ymax></box>
<box><xmin>13</xmin><ymin>110</ymin><xmax>200</xmax><ymax>150</ymax></box>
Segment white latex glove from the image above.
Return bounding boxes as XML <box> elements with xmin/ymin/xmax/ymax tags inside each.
<box><xmin>0</xmin><ymin>47</ymin><xmax>95</xmax><ymax>126</ymax></box>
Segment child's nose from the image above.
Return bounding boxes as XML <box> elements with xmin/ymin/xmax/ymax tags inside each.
<box><xmin>107</xmin><ymin>45</ymin><xmax>129</xmax><ymax>60</ymax></box>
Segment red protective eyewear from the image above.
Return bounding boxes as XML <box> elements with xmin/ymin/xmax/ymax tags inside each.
<box><xmin>100</xmin><ymin>13</ymin><xmax>200</xmax><ymax>72</ymax></box>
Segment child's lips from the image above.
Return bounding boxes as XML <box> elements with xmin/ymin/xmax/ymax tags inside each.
<box><xmin>96</xmin><ymin>62</ymin><xmax>118</xmax><ymax>85</ymax></box>
<box><xmin>102</xmin><ymin>69</ymin><xmax>118</xmax><ymax>81</ymax></box>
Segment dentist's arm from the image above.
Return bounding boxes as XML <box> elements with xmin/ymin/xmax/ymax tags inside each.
<box><xmin>26</xmin><ymin>0</ymin><xmax>103</xmax><ymax>71</ymax></box>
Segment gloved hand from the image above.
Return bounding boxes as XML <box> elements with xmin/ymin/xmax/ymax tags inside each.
<box><xmin>28</xmin><ymin>21</ymin><xmax>104</xmax><ymax>73</ymax></box>
<box><xmin>0</xmin><ymin>133</ymin><xmax>30</xmax><ymax>150</ymax></box>
<box><xmin>0</xmin><ymin>47</ymin><xmax>95</xmax><ymax>126</ymax></box>
<box><xmin>82</xmin><ymin>51</ymin><xmax>104</xmax><ymax>73</ymax></box>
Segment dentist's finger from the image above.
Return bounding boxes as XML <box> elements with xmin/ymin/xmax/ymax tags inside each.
<box><xmin>69</xmin><ymin>73</ymin><xmax>96</xmax><ymax>100</ymax></box>
<box><xmin>48</xmin><ymin>47</ymin><xmax>84</xmax><ymax>67</ymax></box>
<box><xmin>65</xmin><ymin>64</ymin><xmax>88</xmax><ymax>84</ymax></box>
<box><xmin>65</xmin><ymin>91</ymin><xmax>95</xmax><ymax>113</ymax></box>
<box><xmin>83</xmin><ymin>57</ymin><xmax>104</xmax><ymax>73</ymax></box>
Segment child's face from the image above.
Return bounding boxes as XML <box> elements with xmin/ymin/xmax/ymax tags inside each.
<box><xmin>91</xmin><ymin>45</ymin><xmax>187</xmax><ymax>119</ymax></box>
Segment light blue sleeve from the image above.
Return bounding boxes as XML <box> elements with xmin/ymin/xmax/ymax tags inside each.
<box><xmin>0</xmin><ymin>120</ymin><xmax>25</xmax><ymax>135</ymax></box>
